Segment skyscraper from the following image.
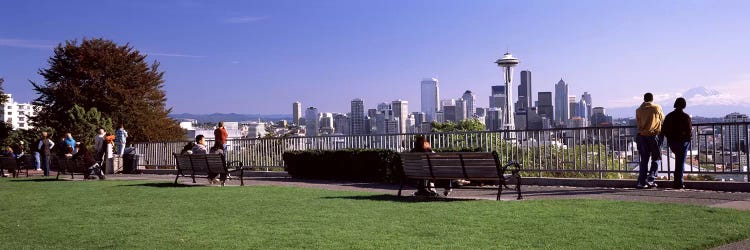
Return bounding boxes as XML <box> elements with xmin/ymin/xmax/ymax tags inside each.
<box><xmin>350</xmin><ymin>98</ymin><xmax>366</xmax><ymax>135</ymax></box>
<box><xmin>517</xmin><ymin>70</ymin><xmax>532</xmax><ymax>110</ymax></box>
<box><xmin>581</xmin><ymin>92</ymin><xmax>592</xmax><ymax>119</ymax></box>
<box><xmin>568</xmin><ymin>96</ymin><xmax>577</xmax><ymax>118</ymax></box>
<box><xmin>305</xmin><ymin>107</ymin><xmax>319</xmax><ymax>137</ymax></box>
<box><xmin>455</xmin><ymin>99</ymin><xmax>467</xmax><ymax>122</ymax></box>
<box><xmin>462</xmin><ymin>90</ymin><xmax>475</xmax><ymax>118</ymax></box>
<box><xmin>485</xmin><ymin>108</ymin><xmax>503</xmax><ymax>131</ymax></box>
<box><xmin>333</xmin><ymin>113</ymin><xmax>351</xmax><ymax>135</ymax></box>
<box><xmin>420</xmin><ymin>78</ymin><xmax>439</xmax><ymax>122</ymax></box>
<box><xmin>392</xmin><ymin>99</ymin><xmax>408</xmax><ymax>133</ymax></box>
<box><xmin>292</xmin><ymin>101</ymin><xmax>302</xmax><ymax>126</ymax></box>
<box><xmin>443</xmin><ymin>105</ymin><xmax>457</xmax><ymax>123</ymax></box>
<box><xmin>495</xmin><ymin>52</ymin><xmax>519</xmax><ymax>130</ymax></box>
<box><xmin>554</xmin><ymin>79</ymin><xmax>569</xmax><ymax>125</ymax></box>
<box><xmin>537</xmin><ymin>92</ymin><xmax>554</xmax><ymax>121</ymax></box>
<box><xmin>723</xmin><ymin>112</ymin><xmax>749</xmax><ymax>151</ymax></box>
<box><xmin>489</xmin><ymin>85</ymin><xmax>507</xmax><ymax>109</ymax></box>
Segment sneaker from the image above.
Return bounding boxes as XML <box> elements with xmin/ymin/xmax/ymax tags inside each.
<box><xmin>636</xmin><ymin>185</ymin><xmax>646</xmax><ymax>189</ymax></box>
<box><xmin>646</xmin><ymin>182</ymin><xmax>658</xmax><ymax>188</ymax></box>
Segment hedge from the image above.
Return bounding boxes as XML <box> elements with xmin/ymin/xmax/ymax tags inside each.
<box><xmin>282</xmin><ymin>149</ymin><xmax>403</xmax><ymax>183</ymax></box>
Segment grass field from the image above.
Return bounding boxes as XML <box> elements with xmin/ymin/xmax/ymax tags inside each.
<box><xmin>1</xmin><ymin>178</ymin><xmax>749</xmax><ymax>249</ymax></box>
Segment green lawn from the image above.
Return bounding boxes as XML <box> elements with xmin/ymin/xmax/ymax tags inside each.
<box><xmin>1</xmin><ymin>178</ymin><xmax>749</xmax><ymax>249</ymax></box>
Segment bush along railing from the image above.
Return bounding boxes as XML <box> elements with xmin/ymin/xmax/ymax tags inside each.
<box><xmin>282</xmin><ymin>149</ymin><xmax>402</xmax><ymax>183</ymax></box>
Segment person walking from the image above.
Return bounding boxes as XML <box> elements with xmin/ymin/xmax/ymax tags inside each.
<box><xmin>660</xmin><ymin>98</ymin><xmax>692</xmax><ymax>190</ymax></box>
<box><xmin>635</xmin><ymin>93</ymin><xmax>664</xmax><ymax>189</ymax></box>
<box><xmin>214</xmin><ymin>122</ymin><xmax>229</xmax><ymax>152</ymax></box>
<box><xmin>115</xmin><ymin>124</ymin><xmax>128</xmax><ymax>155</ymax></box>
<box><xmin>37</xmin><ymin>131</ymin><xmax>55</xmax><ymax>177</ymax></box>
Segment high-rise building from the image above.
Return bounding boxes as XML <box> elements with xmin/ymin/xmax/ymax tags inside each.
<box><xmin>333</xmin><ymin>114</ymin><xmax>351</xmax><ymax>135</ymax></box>
<box><xmin>537</xmin><ymin>92</ymin><xmax>554</xmax><ymax>121</ymax></box>
<box><xmin>455</xmin><ymin>99</ymin><xmax>467</xmax><ymax>122</ymax></box>
<box><xmin>577</xmin><ymin>99</ymin><xmax>588</xmax><ymax>119</ymax></box>
<box><xmin>489</xmin><ymin>85</ymin><xmax>506</xmax><ymax>109</ymax></box>
<box><xmin>305</xmin><ymin>107</ymin><xmax>319</xmax><ymax>137</ymax></box>
<box><xmin>590</xmin><ymin>107</ymin><xmax>613</xmax><ymax>127</ymax></box>
<box><xmin>581</xmin><ymin>92</ymin><xmax>592</xmax><ymax>119</ymax></box>
<box><xmin>420</xmin><ymin>78</ymin><xmax>439</xmax><ymax>122</ymax></box>
<box><xmin>1</xmin><ymin>94</ymin><xmax>37</xmax><ymax>130</ymax></box>
<box><xmin>443</xmin><ymin>105</ymin><xmax>457</xmax><ymax>123</ymax></box>
<box><xmin>723</xmin><ymin>112</ymin><xmax>749</xmax><ymax>151</ymax></box>
<box><xmin>462</xmin><ymin>90</ymin><xmax>475</xmax><ymax>118</ymax></box>
<box><xmin>440</xmin><ymin>98</ymin><xmax>455</xmax><ymax>111</ymax></box>
<box><xmin>495</xmin><ymin>52</ymin><xmax>519</xmax><ymax>130</ymax></box>
<box><xmin>568</xmin><ymin>96</ymin><xmax>578</xmax><ymax>119</ymax></box>
<box><xmin>350</xmin><ymin>98</ymin><xmax>366</xmax><ymax>135</ymax></box>
<box><xmin>319</xmin><ymin>113</ymin><xmax>334</xmax><ymax>135</ymax></box>
<box><xmin>292</xmin><ymin>101</ymin><xmax>302</xmax><ymax>126</ymax></box>
<box><xmin>475</xmin><ymin>107</ymin><xmax>486</xmax><ymax>118</ymax></box>
<box><xmin>517</xmin><ymin>70</ymin><xmax>532</xmax><ymax>110</ymax></box>
<box><xmin>485</xmin><ymin>108</ymin><xmax>503</xmax><ymax>131</ymax></box>
<box><xmin>554</xmin><ymin>79</ymin><xmax>569</xmax><ymax>125</ymax></box>
<box><xmin>392</xmin><ymin>99</ymin><xmax>408</xmax><ymax>133</ymax></box>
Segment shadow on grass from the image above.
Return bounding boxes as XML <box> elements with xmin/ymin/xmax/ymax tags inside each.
<box><xmin>323</xmin><ymin>194</ymin><xmax>471</xmax><ymax>203</ymax></box>
<box><xmin>8</xmin><ymin>178</ymin><xmax>66</xmax><ymax>182</ymax></box>
<box><xmin>117</xmin><ymin>182</ymin><xmax>197</xmax><ymax>188</ymax></box>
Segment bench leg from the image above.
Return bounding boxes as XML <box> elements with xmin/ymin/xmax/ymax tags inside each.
<box><xmin>514</xmin><ymin>171</ymin><xmax>523</xmax><ymax>200</ymax></box>
<box><xmin>497</xmin><ymin>183</ymin><xmax>503</xmax><ymax>201</ymax></box>
<box><xmin>239</xmin><ymin>168</ymin><xmax>244</xmax><ymax>186</ymax></box>
<box><xmin>174</xmin><ymin>171</ymin><xmax>180</xmax><ymax>185</ymax></box>
<box><xmin>191</xmin><ymin>173</ymin><xmax>196</xmax><ymax>184</ymax></box>
<box><xmin>397</xmin><ymin>178</ymin><xmax>404</xmax><ymax>197</ymax></box>
<box><xmin>56</xmin><ymin>169</ymin><xmax>61</xmax><ymax>180</ymax></box>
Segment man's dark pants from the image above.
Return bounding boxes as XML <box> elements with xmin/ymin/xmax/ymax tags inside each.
<box><xmin>669</xmin><ymin>141</ymin><xmax>690</xmax><ymax>188</ymax></box>
<box><xmin>636</xmin><ymin>134</ymin><xmax>661</xmax><ymax>186</ymax></box>
<box><xmin>40</xmin><ymin>154</ymin><xmax>51</xmax><ymax>176</ymax></box>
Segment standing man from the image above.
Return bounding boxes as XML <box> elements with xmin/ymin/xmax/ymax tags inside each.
<box><xmin>661</xmin><ymin>98</ymin><xmax>692</xmax><ymax>190</ymax></box>
<box><xmin>94</xmin><ymin>128</ymin><xmax>106</xmax><ymax>163</ymax></box>
<box><xmin>115</xmin><ymin>124</ymin><xmax>128</xmax><ymax>155</ymax></box>
<box><xmin>214</xmin><ymin>122</ymin><xmax>229</xmax><ymax>152</ymax></box>
<box><xmin>635</xmin><ymin>93</ymin><xmax>664</xmax><ymax>189</ymax></box>
<box><xmin>37</xmin><ymin>131</ymin><xmax>55</xmax><ymax>177</ymax></box>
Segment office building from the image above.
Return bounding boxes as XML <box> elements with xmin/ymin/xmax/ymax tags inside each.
<box><xmin>292</xmin><ymin>101</ymin><xmax>302</xmax><ymax>126</ymax></box>
<box><xmin>581</xmin><ymin>92</ymin><xmax>592</xmax><ymax>119</ymax></box>
<box><xmin>517</xmin><ymin>70</ymin><xmax>532</xmax><ymax>110</ymax></box>
<box><xmin>333</xmin><ymin>114</ymin><xmax>351</xmax><ymax>135</ymax></box>
<box><xmin>305</xmin><ymin>107</ymin><xmax>320</xmax><ymax>137</ymax></box>
<box><xmin>392</xmin><ymin>99</ymin><xmax>408</xmax><ymax>133</ymax></box>
<box><xmin>568</xmin><ymin>96</ymin><xmax>577</xmax><ymax>119</ymax></box>
<box><xmin>723</xmin><ymin>112</ymin><xmax>749</xmax><ymax>151</ymax></box>
<box><xmin>555</xmin><ymin>79</ymin><xmax>569</xmax><ymax>125</ymax></box>
<box><xmin>590</xmin><ymin>107</ymin><xmax>613</xmax><ymax>127</ymax></box>
<box><xmin>420</xmin><ymin>78</ymin><xmax>439</xmax><ymax>122</ymax></box>
<box><xmin>537</xmin><ymin>92</ymin><xmax>554</xmax><ymax>121</ymax></box>
<box><xmin>1</xmin><ymin>94</ymin><xmax>37</xmax><ymax>130</ymax></box>
<box><xmin>462</xmin><ymin>90</ymin><xmax>476</xmax><ymax>118</ymax></box>
<box><xmin>443</xmin><ymin>105</ymin><xmax>457</xmax><ymax>123</ymax></box>
<box><xmin>455</xmin><ymin>99</ymin><xmax>467</xmax><ymax>122</ymax></box>
<box><xmin>350</xmin><ymin>98</ymin><xmax>366</xmax><ymax>135</ymax></box>
<box><xmin>485</xmin><ymin>108</ymin><xmax>503</xmax><ymax>131</ymax></box>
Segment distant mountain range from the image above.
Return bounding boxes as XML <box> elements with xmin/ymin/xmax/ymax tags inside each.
<box><xmin>169</xmin><ymin>113</ymin><xmax>292</xmax><ymax>123</ymax></box>
<box><xmin>607</xmin><ymin>87</ymin><xmax>749</xmax><ymax>118</ymax></box>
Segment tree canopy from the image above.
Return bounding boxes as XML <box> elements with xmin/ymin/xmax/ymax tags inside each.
<box><xmin>0</xmin><ymin>77</ymin><xmax>8</xmax><ymax>105</ymax></box>
<box><xmin>31</xmin><ymin>38</ymin><xmax>185</xmax><ymax>142</ymax></box>
<box><xmin>430</xmin><ymin>119</ymin><xmax>486</xmax><ymax>132</ymax></box>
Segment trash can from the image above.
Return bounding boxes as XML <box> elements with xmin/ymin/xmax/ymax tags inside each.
<box><xmin>122</xmin><ymin>147</ymin><xmax>139</xmax><ymax>174</ymax></box>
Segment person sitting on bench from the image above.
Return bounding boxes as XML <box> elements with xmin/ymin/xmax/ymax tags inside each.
<box><xmin>72</xmin><ymin>143</ymin><xmax>105</xmax><ymax>180</ymax></box>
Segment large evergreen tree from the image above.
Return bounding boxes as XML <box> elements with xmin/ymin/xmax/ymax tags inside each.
<box><xmin>31</xmin><ymin>38</ymin><xmax>185</xmax><ymax>142</ymax></box>
<box><xmin>0</xmin><ymin>77</ymin><xmax>8</xmax><ymax>104</ymax></box>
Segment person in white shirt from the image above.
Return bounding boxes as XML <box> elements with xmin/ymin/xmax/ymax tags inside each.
<box><xmin>94</xmin><ymin>128</ymin><xmax>106</xmax><ymax>163</ymax></box>
<box><xmin>37</xmin><ymin>131</ymin><xmax>55</xmax><ymax>177</ymax></box>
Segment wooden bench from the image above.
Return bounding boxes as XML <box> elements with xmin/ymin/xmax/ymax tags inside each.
<box><xmin>173</xmin><ymin>153</ymin><xmax>244</xmax><ymax>186</ymax></box>
<box><xmin>0</xmin><ymin>155</ymin><xmax>35</xmax><ymax>178</ymax></box>
<box><xmin>398</xmin><ymin>151</ymin><xmax>522</xmax><ymax>200</ymax></box>
<box><xmin>55</xmin><ymin>156</ymin><xmax>103</xmax><ymax>180</ymax></box>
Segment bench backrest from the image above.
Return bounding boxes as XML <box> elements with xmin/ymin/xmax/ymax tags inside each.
<box><xmin>399</xmin><ymin>152</ymin><xmax>501</xmax><ymax>180</ymax></box>
<box><xmin>173</xmin><ymin>153</ymin><xmax>228</xmax><ymax>174</ymax></box>
<box><xmin>56</xmin><ymin>156</ymin><xmax>79</xmax><ymax>172</ymax></box>
<box><xmin>0</xmin><ymin>157</ymin><xmax>17</xmax><ymax>170</ymax></box>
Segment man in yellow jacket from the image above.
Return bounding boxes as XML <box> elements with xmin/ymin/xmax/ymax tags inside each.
<box><xmin>635</xmin><ymin>93</ymin><xmax>664</xmax><ymax>188</ymax></box>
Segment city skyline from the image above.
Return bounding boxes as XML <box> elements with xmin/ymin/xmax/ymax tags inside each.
<box><xmin>2</xmin><ymin>1</ymin><xmax>750</xmax><ymax>116</ymax></box>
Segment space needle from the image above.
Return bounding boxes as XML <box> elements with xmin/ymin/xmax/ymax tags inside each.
<box><xmin>495</xmin><ymin>52</ymin><xmax>519</xmax><ymax>131</ymax></box>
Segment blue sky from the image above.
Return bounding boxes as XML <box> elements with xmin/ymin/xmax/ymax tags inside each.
<box><xmin>1</xmin><ymin>0</ymin><xmax>749</xmax><ymax>115</ymax></box>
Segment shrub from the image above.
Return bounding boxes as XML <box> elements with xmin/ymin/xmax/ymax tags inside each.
<box><xmin>282</xmin><ymin>149</ymin><xmax>402</xmax><ymax>182</ymax></box>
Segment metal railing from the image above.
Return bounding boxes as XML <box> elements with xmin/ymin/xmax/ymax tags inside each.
<box><xmin>132</xmin><ymin>122</ymin><xmax>750</xmax><ymax>181</ymax></box>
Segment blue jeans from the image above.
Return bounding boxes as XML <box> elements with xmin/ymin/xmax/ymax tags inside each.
<box><xmin>34</xmin><ymin>152</ymin><xmax>41</xmax><ymax>170</ymax></box>
<box><xmin>115</xmin><ymin>143</ymin><xmax>126</xmax><ymax>155</ymax></box>
<box><xmin>636</xmin><ymin>135</ymin><xmax>661</xmax><ymax>186</ymax></box>
<box><xmin>669</xmin><ymin>140</ymin><xmax>690</xmax><ymax>187</ymax></box>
